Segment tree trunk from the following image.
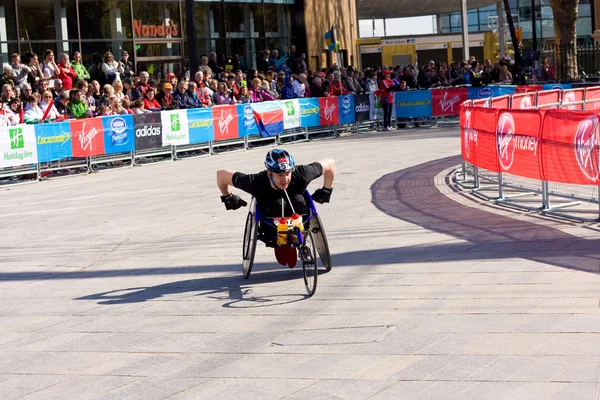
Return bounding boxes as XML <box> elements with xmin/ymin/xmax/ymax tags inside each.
<box><xmin>549</xmin><ymin>0</ymin><xmax>579</xmax><ymax>78</ymax></box>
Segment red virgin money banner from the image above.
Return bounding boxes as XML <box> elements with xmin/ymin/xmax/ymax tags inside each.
<box><xmin>511</xmin><ymin>93</ymin><xmax>535</xmax><ymax>109</ymax></box>
<box><xmin>212</xmin><ymin>105</ymin><xmax>239</xmax><ymax>141</ymax></box>
<box><xmin>516</xmin><ymin>85</ymin><xmax>543</xmax><ymax>94</ymax></box>
<box><xmin>461</xmin><ymin>106</ymin><xmax>474</xmax><ymax>164</ymax></box>
<box><xmin>496</xmin><ymin>110</ymin><xmax>543</xmax><ymax>180</ymax></box>
<box><xmin>432</xmin><ymin>88</ymin><xmax>468</xmax><ymax>116</ymax></box>
<box><xmin>469</xmin><ymin>107</ymin><xmax>499</xmax><ymax>172</ymax></box>
<box><xmin>541</xmin><ymin>110</ymin><xmax>600</xmax><ymax>185</ymax></box>
<box><xmin>70</xmin><ymin>118</ymin><xmax>105</xmax><ymax>157</ymax></box>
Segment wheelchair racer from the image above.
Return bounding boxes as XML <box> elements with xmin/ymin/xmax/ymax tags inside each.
<box><xmin>217</xmin><ymin>149</ymin><xmax>335</xmax><ymax>267</ymax></box>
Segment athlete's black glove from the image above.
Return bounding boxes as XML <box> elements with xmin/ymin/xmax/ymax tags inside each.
<box><xmin>311</xmin><ymin>187</ymin><xmax>333</xmax><ymax>204</ymax></box>
<box><xmin>221</xmin><ymin>194</ymin><xmax>247</xmax><ymax>210</ymax></box>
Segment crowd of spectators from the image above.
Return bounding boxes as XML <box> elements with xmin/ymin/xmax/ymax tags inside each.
<box><xmin>0</xmin><ymin>44</ymin><xmax>518</xmax><ymax>127</ymax></box>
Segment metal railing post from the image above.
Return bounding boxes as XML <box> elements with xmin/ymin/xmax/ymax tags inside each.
<box><xmin>473</xmin><ymin>166</ymin><xmax>480</xmax><ymax>188</ymax></box>
<box><xmin>244</xmin><ymin>136</ymin><xmax>249</xmax><ymax>150</ymax></box>
<box><xmin>462</xmin><ymin>160</ymin><xmax>467</xmax><ymax>181</ymax></box>
<box><xmin>542</xmin><ymin>181</ymin><xmax>550</xmax><ymax>210</ymax></box>
<box><xmin>597</xmin><ymin>186</ymin><xmax>600</xmax><ymax>222</ymax></box>
<box><xmin>498</xmin><ymin>172</ymin><xmax>504</xmax><ymax>200</ymax></box>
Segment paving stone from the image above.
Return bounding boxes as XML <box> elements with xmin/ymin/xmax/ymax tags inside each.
<box><xmin>1</xmin><ymin>128</ymin><xmax>599</xmax><ymax>398</ymax></box>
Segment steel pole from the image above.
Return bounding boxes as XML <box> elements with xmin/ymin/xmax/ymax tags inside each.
<box><xmin>185</xmin><ymin>0</ymin><xmax>198</xmax><ymax>75</ymax></box>
<box><xmin>460</xmin><ymin>0</ymin><xmax>470</xmax><ymax>61</ymax></box>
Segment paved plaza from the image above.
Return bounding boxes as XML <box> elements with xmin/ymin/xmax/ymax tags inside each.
<box><xmin>0</xmin><ymin>126</ymin><xmax>599</xmax><ymax>399</ymax></box>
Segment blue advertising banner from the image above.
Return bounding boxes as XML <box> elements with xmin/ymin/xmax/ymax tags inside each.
<box><xmin>237</xmin><ymin>104</ymin><xmax>259</xmax><ymax>137</ymax></box>
<box><xmin>102</xmin><ymin>115</ymin><xmax>135</xmax><ymax>154</ymax></box>
<box><xmin>542</xmin><ymin>83</ymin><xmax>572</xmax><ymax>90</ymax></box>
<box><xmin>468</xmin><ymin>86</ymin><xmax>500</xmax><ymax>99</ymax></box>
<box><xmin>338</xmin><ymin>95</ymin><xmax>356</xmax><ymax>125</ymax></box>
<box><xmin>495</xmin><ymin>85</ymin><xmax>517</xmax><ymax>96</ymax></box>
<box><xmin>299</xmin><ymin>98</ymin><xmax>321</xmax><ymax>128</ymax></box>
<box><xmin>35</xmin><ymin>121</ymin><xmax>73</xmax><ymax>163</ymax></box>
<box><xmin>187</xmin><ymin>108</ymin><xmax>214</xmax><ymax>144</ymax></box>
<box><xmin>394</xmin><ymin>91</ymin><xmax>432</xmax><ymax>118</ymax></box>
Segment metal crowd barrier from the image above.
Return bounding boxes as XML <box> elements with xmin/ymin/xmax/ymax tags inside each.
<box><xmin>2</xmin><ymin>117</ymin><xmax>434</xmax><ymax>188</ymax></box>
<box><xmin>458</xmin><ymin>87</ymin><xmax>600</xmax><ymax>223</ymax></box>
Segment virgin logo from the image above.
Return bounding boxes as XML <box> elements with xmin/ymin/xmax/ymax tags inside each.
<box><xmin>562</xmin><ymin>91</ymin><xmax>577</xmax><ymax>110</ymax></box>
<box><xmin>218</xmin><ymin>110</ymin><xmax>233</xmax><ymax>135</ymax></box>
<box><xmin>78</xmin><ymin>121</ymin><xmax>99</xmax><ymax>152</ymax></box>
<box><xmin>574</xmin><ymin>116</ymin><xmax>600</xmax><ymax>181</ymax></box>
<box><xmin>496</xmin><ymin>113</ymin><xmax>516</xmax><ymax>170</ymax></box>
<box><xmin>519</xmin><ymin>95</ymin><xmax>534</xmax><ymax>109</ymax></box>
<box><xmin>440</xmin><ymin>92</ymin><xmax>461</xmax><ymax>113</ymax></box>
<box><xmin>462</xmin><ymin>110</ymin><xmax>474</xmax><ymax>158</ymax></box>
<box><xmin>324</xmin><ymin>101</ymin><xmax>336</xmax><ymax>121</ymax></box>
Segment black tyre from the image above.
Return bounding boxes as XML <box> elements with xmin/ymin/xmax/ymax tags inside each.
<box><xmin>311</xmin><ymin>214</ymin><xmax>332</xmax><ymax>272</ymax></box>
<box><xmin>301</xmin><ymin>230</ymin><xmax>318</xmax><ymax>296</ymax></box>
<box><xmin>242</xmin><ymin>199</ymin><xmax>257</xmax><ymax>279</ymax></box>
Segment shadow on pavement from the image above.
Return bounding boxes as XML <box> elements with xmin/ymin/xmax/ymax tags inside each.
<box><xmin>371</xmin><ymin>154</ymin><xmax>600</xmax><ymax>275</ymax></box>
<box><xmin>74</xmin><ymin>268</ymin><xmax>318</xmax><ymax>306</ymax></box>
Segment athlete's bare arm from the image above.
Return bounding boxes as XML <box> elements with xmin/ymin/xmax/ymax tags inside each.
<box><xmin>318</xmin><ymin>158</ymin><xmax>335</xmax><ymax>189</ymax></box>
<box><xmin>216</xmin><ymin>169</ymin><xmax>236</xmax><ymax>196</ymax></box>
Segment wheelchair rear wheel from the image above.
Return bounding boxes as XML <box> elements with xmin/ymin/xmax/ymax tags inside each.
<box><xmin>301</xmin><ymin>230</ymin><xmax>318</xmax><ymax>296</ymax></box>
<box><xmin>242</xmin><ymin>199</ymin><xmax>258</xmax><ymax>279</ymax></box>
<box><xmin>311</xmin><ymin>214</ymin><xmax>332</xmax><ymax>272</ymax></box>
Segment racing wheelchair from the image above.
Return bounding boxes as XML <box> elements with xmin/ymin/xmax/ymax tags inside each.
<box><xmin>241</xmin><ymin>190</ymin><xmax>332</xmax><ymax>296</ymax></box>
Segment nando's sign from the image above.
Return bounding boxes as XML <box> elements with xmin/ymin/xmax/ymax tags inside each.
<box><xmin>133</xmin><ymin>20</ymin><xmax>180</xmax><ymax>38</ymax></box>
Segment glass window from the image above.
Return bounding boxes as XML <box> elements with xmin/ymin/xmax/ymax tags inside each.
<box><xmin>449</xmin><ymin>12</ymin><xmax>462</xmax><ymax>29</ymax></box>
<box><xmin>79</xmin><ymin>0</ymin><xmax>133</xmax><ymax>40</ymax></box>
<box><xmin>578</xmin><ymin>4</ymin><xmax>591</xmax><ymax>17</ymax></box>
<box><xmin>224</xmin><ymin>3</ymin><xmax>246</xmax><ymax>34</ymax></box>
<box><xmin>576</xmin><ymin>17</ymin><xmax>592</xmax><ymax>37</ymax></box>
<box><xmin>137</xmin><ymin>62</ymin><xmax>182</xmax><ymax>81</ymax></box>
<box><xmin>136</xmin><ymin>42</ymin><xmax>181</xmax><ymax>58</ymax></box>
<box><xmin>266</xmin><ymin>37</ymin><xmax>289</xmax><ymax>54</ymax></box>
<box><xmin>441</xmin><ymin>15</ymin><xmax>450</xmax><ymax>29</ymax></box>
<box><xmin>540</xmin><ymin>6</ymin><xmax>553</xmax><ymax>19</ymax></box>
<box><xmin>79</xmin><ymin>40</ymin><xmax>134</xmax><ymax>68</ymax></box>
<box><xmin>18</xmin><ymin>0</ymin><xmax>55</xmax><ymax>41</ymax></box>
<box><xmin>196</xmin><ymin>38</ymin><xmax>226</xmax><ymax>58</ymax></box>
<box><xmin>250</xmin><ymin>4</ymin><xmax>265</xmax><ymax>36</ymax></box>
<box><xmin>191</xmin><ymin>2</ymin><xmax>224</xmax><ymax>39</ymax></box>
<box><xmin>540</xmin><ymin>19</ymin><xmax>554</xmax><ymax>39</ymax></box>
<box><xmin>0</xmin><ymin>42</ymin><xmax>19</xmax><ymax>67</ymax></box>
<box><xmin>467</xmin><ymin>11</ymin><xmax>478</xmax><ymax>26</ymax></box>
<box><xmin>264</xmin><ymin>4</ymin><xmax>289</xmax><ymax>36</ymax></box>
<box><xmin>0</xmin><ymin>1</ymin><xmax>17</xmax><ymax>41</ymax></box>
<box><xmin>468</xmin><ymin>25</ymin><xmax>479</xmax><ymax>33</ymax></box>
<box><xmin>131</xmin><ymin>0</ymin><xmax>181</xmax><ymax>39</ymax></box>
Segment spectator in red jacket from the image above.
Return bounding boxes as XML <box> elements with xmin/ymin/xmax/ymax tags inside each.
<box><xmin>377</xmin><ymin>69</ymin><xmax>395</xmax><ymax>131</ymax></box>
<box><xmin>56</xmin><ymin>53</ymin><xmax>78</xmax><ymax>90</ymax></box>
<box><xmin>143</xmin><ymin>88</ymin><xmax>161</xmax><ymax>112</ymax></box>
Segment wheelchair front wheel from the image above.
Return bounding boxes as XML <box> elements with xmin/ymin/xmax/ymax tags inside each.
<box><xmin>242</xmin><ymin>199</ymin><xmax>258</xmax><ymax>279</ymax></box>
<box><xmin>301</xmin><ymin>230</ymin><xmax>318</xmax><ymax>296</ymax></box>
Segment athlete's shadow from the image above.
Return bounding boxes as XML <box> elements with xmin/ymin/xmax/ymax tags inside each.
<box><xmin>75</xmin><ymin>265</ymin><xmax>323</xmax><ymax>308</ymax></box>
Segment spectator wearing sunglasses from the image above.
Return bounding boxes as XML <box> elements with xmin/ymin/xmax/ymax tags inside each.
<box><xmin>120</xmin><ymin>51</ymin><xmax>134</xmax><ymax>79</ymax></box>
